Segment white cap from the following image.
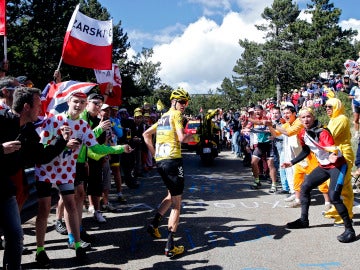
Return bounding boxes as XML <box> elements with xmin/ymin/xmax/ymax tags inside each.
<box><xmin>101</xmin><ymin>104</ymin><xmax>110</xmax><ymax>110</ymax></box>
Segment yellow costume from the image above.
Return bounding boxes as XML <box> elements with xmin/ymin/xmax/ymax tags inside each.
<box><xmin>323</xmin><ymin>98</ymin><xmax>354</xmax><ymax>221</ymax></box>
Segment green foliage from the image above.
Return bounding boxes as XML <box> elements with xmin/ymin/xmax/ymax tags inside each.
<box><xmin>220</xmin><ymin>0</ymin><xmax>358</xmax><ymax>107</ymax></box>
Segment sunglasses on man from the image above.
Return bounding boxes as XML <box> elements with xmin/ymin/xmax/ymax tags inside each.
<box><xmin>177</xmin><ymin>100</ymin><xmax>188</xmax><ymax>106</ymax></box>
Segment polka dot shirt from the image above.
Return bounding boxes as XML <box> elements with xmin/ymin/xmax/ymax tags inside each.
<box><xmin>35</xmin><ymin>113</ymin><xmax>98</xmax><ymax>184</ymax></box>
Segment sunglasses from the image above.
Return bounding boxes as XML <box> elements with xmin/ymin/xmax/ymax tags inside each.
<box><xmin>324</xmin><ymin>105</ymin><xmax>333</xmax><ymax>109</ymax></box>
<box><xmin>177</xmin><ymin>100</ymin><xmax>188</xmax><ymax>106</ymax></box>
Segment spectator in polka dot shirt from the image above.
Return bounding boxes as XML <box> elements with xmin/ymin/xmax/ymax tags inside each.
<box><xmin>33</xmin><ymin>91</ymin><xmax>133</xmax><ymax>266</ymax></box>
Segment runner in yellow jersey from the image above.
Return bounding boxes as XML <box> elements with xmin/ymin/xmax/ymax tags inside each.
<box><xmin>143</xmin><ymin>88</ymin><xmax>194</xmax><ymax>258</ymax></box>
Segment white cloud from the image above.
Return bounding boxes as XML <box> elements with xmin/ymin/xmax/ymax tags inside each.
<box><xmin>138</xmin><ymin>0</ymin><xmax>360</xmax><ymax>95</ymax></box>
<box><xmin>298</xmin><ymin>9</ymin><xmax>312</xmax><ymax>23</ymax></box>
<box><xmin>340</xmin><ymin>18</ymin><xmax>360</xmax><ymax>41</ymax></box>
<box><xmin>151</xmin><ymin>12</ymin><xmax>265</xmax><ymax>94</ymax></box>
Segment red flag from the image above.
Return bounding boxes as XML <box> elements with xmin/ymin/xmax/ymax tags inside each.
<box><xmin>94</xmin><ymin>63</ymin><xmax>122</xmax><ymax>106</ymax></box>
<box><xmin>0</xmin><ymin>0</ymin><xmax>6</xmax><ymax>36</ymax></box>
<box><xmin>41</xmin><ymin>80</ymin><xmax>97</xmax><ymax>117</ymax></box>
<box><xmin>61</xmin><ymin>4</ymin><xmax>112</xmax><ymax>70</ymax></box>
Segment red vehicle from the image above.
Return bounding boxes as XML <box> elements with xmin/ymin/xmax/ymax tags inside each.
<box><xmin>183</xmin><ymin>120</ymin><xmax>200</xmax><ymax>149</ymax></box>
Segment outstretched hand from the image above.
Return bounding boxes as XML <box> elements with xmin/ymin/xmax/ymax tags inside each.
<box><xmin>328</xmin><ymin>152</ymin><xmax>338</xmax><ymax>164</ymax></box>
<box><xmin>2</xmin><ymin>141</ymin><xmax>21</xmax><ymax>154</ymax></box>
<box><xmin>281</xmin><ymin>162</ymin><xmax>292</xmax><ymax>168</ymax></box>
<box><xmin>123</xmin><ymin>144</ymin><xmax>134</xmax><ymax>153</ymax></box>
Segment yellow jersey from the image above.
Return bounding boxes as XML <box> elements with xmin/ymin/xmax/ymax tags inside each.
<box><xmin>150</xmin><ymin>108</ymin><xmax>184</xmax><ymax>161</ymax></box>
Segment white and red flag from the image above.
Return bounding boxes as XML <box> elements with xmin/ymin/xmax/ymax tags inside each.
<box><xmin>94</xmin><ymin>63</ymin><xmax>122</xmax><ymax>106</ymax></box>
<box><xmin>61</xmin><ymin>4</ymin><xmax>112</xmax><ymax>70</ymax></box>
<box><xmin>0</xmin><ymin>0</ymin><xmax>6</xmax><ymax>35</ymax></box>
<box><xmin>41</xmin><ymin>80</ymin><xmax>97</xmax><ymax>117</ymax></box>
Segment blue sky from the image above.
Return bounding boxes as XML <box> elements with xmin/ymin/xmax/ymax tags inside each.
<box><xmin>97</xmin><ymin>0</ymin><xmax>360</xmax><ymax>94</ymax></box>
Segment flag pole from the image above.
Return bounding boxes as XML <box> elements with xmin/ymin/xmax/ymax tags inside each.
<box><xmin>3</xmin><ymin>35</ymin><xmax>6</xmax><ymax>61</ymax></box>
<box><xmin>56</xmin><ymin>56</ymin><xmax>63</xmax><ymax>72</ymax></box>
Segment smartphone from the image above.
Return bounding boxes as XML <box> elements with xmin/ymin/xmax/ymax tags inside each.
<box><xmin>126</xmin><ymin>129</ymin><xmax>131</xmax><ymax>139</ymax></box>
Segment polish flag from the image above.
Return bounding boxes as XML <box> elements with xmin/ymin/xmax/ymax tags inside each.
<box><xmin>0</xmin><ymin>0</ymin><xmax>6</xmax><ymax>35</ymax></box>
<box><xmin>94</xmin><ymin>63</ymin><xmax>122</xmax><ymax>106</ymax></box>
<box><xmin>62</xmin><ymin>4</ymin><xmax>112</xmax><ymax>70</ymax></box>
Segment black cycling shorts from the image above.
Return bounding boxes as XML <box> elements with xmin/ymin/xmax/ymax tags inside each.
<box><xmin>354</xmin><ymin>105</ymin><xmax>360</xmax><ymax>114</ymax></box>
<box><xmin>252</xmin><ymin>142</ymin><xmax>274</xmax><ymax>159</ymax></box>
<box><xmin>35</xmin><ymin>181</ymin><xmax>74</xmax><ymax>198</ymax></box>
<box><xmin>156</xmin><ymin>158</ymin><xmax>185</xmax><ymax>196</ymax></box>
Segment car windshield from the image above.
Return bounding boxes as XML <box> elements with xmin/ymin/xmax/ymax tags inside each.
<box><xmin>188</xmin><ymin>123</ymin><xmax>200</xmax><ymax>129</ymax></box>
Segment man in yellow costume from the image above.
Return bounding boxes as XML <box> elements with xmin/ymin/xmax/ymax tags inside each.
<box><xmin>322</xmin><ymin>98</ymin><xmax>354</xmax><ymax>226</ymax></box>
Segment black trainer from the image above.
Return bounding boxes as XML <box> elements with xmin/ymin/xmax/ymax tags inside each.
<box><xmin>276</xmin><ymin>190</ymin><xmax>290</xmax><ymax>195</ymax></box>
<box><xmin>250</xmin><ymin>181</ymin><xmax>261</xmax><ymax>190</ymax></box>
<box><xmin>286</xmin><ymin>218</ymin><xmax>309</xmax><ymax>229</ymax></box>
<box><xmin>55</xmin><ymin>220</ymin><xmax>67</xmax><ymax>235</ymax></box>
<box><xmin>35</xmin><ymin>250</ymin><xmax>51</xmax><ymax>268</ymax></box>
<box><xmin>337</xmin><ymin>228</ymin><xmax>356</xmax><ymax>243</ymax></box>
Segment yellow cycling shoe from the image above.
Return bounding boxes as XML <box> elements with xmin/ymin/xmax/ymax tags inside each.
<box><xmin>147</xmin><ymin>225</ymin><xmax>162</xmax><ymax>239</ymax></box>
<box><xmin>165</xmin><ymin>245</ymin><xmax>185</xmax><ymax>258</ymax></box>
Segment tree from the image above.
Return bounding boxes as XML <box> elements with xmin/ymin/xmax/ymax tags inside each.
<box><xmin>5</xmin><ymin>0</ymin><xmax>135</xmax><ymax>92</ymax></box>
<box><xmin>125</xmin><ymin>48</ymin><xmax>162</xmax><ymax>108</ymax></box>
<box><xmin>222</xmin><ymin>0</ymin><xmax>358</xmax><ymax>107</ymax></box>
<box><xmin>222</xmin><ymin>0</ymin><xmax>302</xmax><ymax>105</ymax></box>
<box><xmin>231</xmin><ymin>39</ymin><xmax>273</xmax><ymax>104</ymax></box>
<box><xmin>133</xmin><ymin>48</ymin><xmax>161</xmax><ymax>95</ymax></box>
<box><xmin>7</xmin><ymin>0</ymin><xmax>78</xmax><ymax>85</ymax></box>
<box><xmin>257</xmin><ymin>0</ymin><xmax>301</xmax><ymax>101</ymax></box>
<box><xmin>218</xmin><ymin>77</ymin><xmax>241</xmax><ymax>108</ymax></box>
<box><xmin>295</xmin><ymin>0</ymin><xmax>357</xmax><ymax>78</ymax></box>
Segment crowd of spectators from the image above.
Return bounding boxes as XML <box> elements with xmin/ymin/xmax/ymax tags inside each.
<box><xmin>2</xmin><ymin>57</ymin><xmax>360</xmax><ymax>268</ymax></box>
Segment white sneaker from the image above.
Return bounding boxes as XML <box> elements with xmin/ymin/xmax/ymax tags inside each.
<box><xmin>285</xmin><ymin>201</ymin><xmax>301</xmax><ymax>208</ymax></box>
<box><xmin>68</xmin><ymin>239</ymin><xmax>91</xmax><ymax>250</ymax></box>
<box><xmin>94</xmin><ymin>210</ymin><xmax>106</xmax><ymax>223</ymax></box>
<box><xmin>88</xmin><ymin>205</ymin><xmax>95</xmax><ymax>214</ymax></box>
<box><xmin>284</xmin><ymin>194</ymin><xmax>296</xmax><ymax>202</ymax></box>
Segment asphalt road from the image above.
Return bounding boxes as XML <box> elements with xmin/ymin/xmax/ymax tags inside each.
<box><xmin>2</xmin><ymin>149</ymin><xmax>360</xmax><ymax>270</ymax></box>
